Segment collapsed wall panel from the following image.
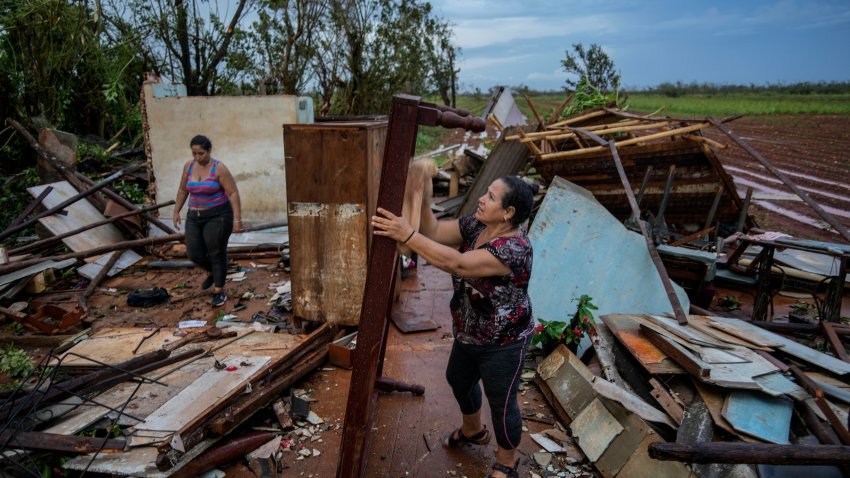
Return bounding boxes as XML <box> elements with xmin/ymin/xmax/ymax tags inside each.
<box><xmin>142</xmin><ymin>83</ymin><xmax>313</xmax><ymax>224</ymax></box>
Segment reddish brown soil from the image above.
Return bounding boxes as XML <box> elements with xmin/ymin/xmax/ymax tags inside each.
<box><xmin>702</xmin><ymin>115</ymin><xmax>850</xmax><ymax>242</ymax></box>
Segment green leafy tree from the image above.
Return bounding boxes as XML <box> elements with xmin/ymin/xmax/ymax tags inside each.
<box><xmin>107</xmin><ymin>0</ymin><xmax>254</xmax><ymax>95</ymax></box>
<box><xmin>249</xmin><ymin>0</ymin><xmax>326</xmax><ymax>95</ymax></box>
<box><xmin>561</xmin><ymin>42</ymin><xmax>620</xmax><ymax>94</ymax></box>
<box><xmin>327</xmin><ymin>0</ymin><xmax>458</xmax><ymax>115</ymax></box>
<box><xmin>0</xmin><ymin>0</ymin><xmax>144</xmax><ymax>171</ymax></box>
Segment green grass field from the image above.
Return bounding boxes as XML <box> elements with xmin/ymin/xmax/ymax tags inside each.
<box><xmin>413</xmin><ymin>91</ymin><xmax>850</xmax><ymax>156</ymax></box>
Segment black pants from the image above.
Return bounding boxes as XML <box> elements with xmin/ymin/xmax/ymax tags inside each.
<box><xmin>184</xmin><ymin>202</ymin><xmax>233</xmax><ymax>288</ymax></box>
<box><xmin>445</xmin><ymin>337</ymin><xmax>528</xmax><ymax>450</ymax></box>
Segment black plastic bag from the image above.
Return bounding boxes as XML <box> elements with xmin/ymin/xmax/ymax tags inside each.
<box><xmin>127</xmin><ymin>287</ymin><xmax>170</xmax><ymax>307</ymax></box>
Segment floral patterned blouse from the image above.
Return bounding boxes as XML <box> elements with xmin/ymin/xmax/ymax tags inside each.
<box><xmin>450</xmin><ymin>215</ymin><xmax>533</xmax><ymax>346</ymax></box>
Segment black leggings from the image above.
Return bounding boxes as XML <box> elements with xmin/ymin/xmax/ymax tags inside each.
<box><xmin>445</xmin><ymin>337</ymin><xmax>528</xmax><ymax>450</ymax></box>
<box><xmin>184</xmin><ymin>202</ymin><xmax>233</xmax><ymax>288</ymax></box>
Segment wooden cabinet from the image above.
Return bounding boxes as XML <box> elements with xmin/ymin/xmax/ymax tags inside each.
<box><xmin>283</xmin><ymin>120</ymin><xmax>387</xmax><ymax>326</ymax></box>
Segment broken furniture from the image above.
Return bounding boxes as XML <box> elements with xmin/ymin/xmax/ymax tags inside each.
<box><xmin>721</xmin><ymin>235</ymin><xmax>849</xmax><ymax>322</ymax></box>
<box><xmin>283</xmin><ymin>120</ymin><xmax>388</xmax><ymax>326</ymax></box>
<box><xmin>337</xmin><ymin>95</ymin><xmax>484</xmax><ymax>478</ymax></box>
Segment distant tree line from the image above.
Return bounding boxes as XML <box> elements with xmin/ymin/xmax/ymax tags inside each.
<box><xmin>633</xmin><ymin>81</ymin><xmax>850</xmax><ymax>97</ymax></box>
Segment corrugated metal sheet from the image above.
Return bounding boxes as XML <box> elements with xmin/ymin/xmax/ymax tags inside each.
<box><xmin>528</xmin><ymin>177</ymin><xmax>690</xmax><ymax>326</ymax></box>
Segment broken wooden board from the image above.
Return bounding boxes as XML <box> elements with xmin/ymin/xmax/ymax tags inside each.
<box><xmin>0</xmin><ymin>258</ymin><xmax>77</xmax><ymax>288</ymax></box>
<box><xmin>570</xmin><ymin>398</ymin><xmax>624</xmax><ymax>462</ymax></box>
<box><xmin>77</xmin><ymin>249</ymin><xmax>142</xmax><ymax>280</ymax></box>
<box><xmin>591</xmin><ymin>376</ymin><xmax>677</xmax><ymax>428</ymax></box>
<box><xmin>722</xmin><ymin>390</ymin><xmax>793</xmax><ymax>444</ymax></box>
<box><xmin>55</xmin><ymin>327</ymin><xmax>176</xmax><ymax>367</ymax></box>
<box><xmin>28</xmin><ymin>181</ymin><xmax>125</xmax><ymax>254</ymax></box>
<box><xmin>641</xmin><ymin>323</ymin><xmax>782</xmax><ymax>393</ymax></box>
<box><xmin>537</xmin><ymin>345</ymin><xmax>598</xmax><ymax>418</ymax></box>
<box><xmin>134</xmin><ymin>355</ymin><xmax>271</xmax><ymax>436</ymax></box>
<box><xmin>674</xmin><ymin>314</ymin><xmax>773</xmax><ymax>350</ymax></box>
<box><xmin>709</xmin><ymin>315</ymin><xmax>850</xmax><ymax>375</ymax></box>
<box><xmin>692</xmin><ymin>381</ymin><xmax>759</xmax><ymax>443</ymax></box>
<box><xmin>64</xmin><ymin>438</ymin><xmax>218</xmax><ymax>477</ymax></box>
<box><xmin>390</xmin><ymin>290</ymin><xmax>439</xmax><ymax>333</ymax></box>
<box><xmin>528</xmin><ymin>177</ymin><xmax>690</xmax><ymax>333</ymax></box>
<box><xmin>601</xmin><ymin>314</ymin><xmax>685</xmax><ymax>374</ymax></box>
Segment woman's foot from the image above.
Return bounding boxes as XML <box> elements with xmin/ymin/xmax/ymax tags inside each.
<box><xmin>211</xmin><ymin>291</ymin><xmax>228</xmax><ymax>307</ymax></box>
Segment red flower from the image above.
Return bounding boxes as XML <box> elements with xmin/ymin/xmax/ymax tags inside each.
<box><xmin>535</xmin><ymin>323</ymin><xmax>544</xmax><ymax>332</ymax></box>
<box><xmin>573</xmin><ymin>327</ymin><xmax>582</xmax><ymax>337</ymax></box>
<box><xmin>583</xmin><ymin>316</ymin><xmax>589</xmax><ymax>323</ymax></box>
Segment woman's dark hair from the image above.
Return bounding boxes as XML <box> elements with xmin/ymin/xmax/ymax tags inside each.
<box><xmin>498</xmin><ymin>176</ymin><xmax>535</xmax><ymax>227</ymax></box>
<box><xmin>190</xmin><ymin>135</ymin><xmax>212</xmax><ymax>151</ymax></box>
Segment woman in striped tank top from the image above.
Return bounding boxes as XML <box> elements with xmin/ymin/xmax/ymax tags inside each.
<box><xmin>173</xmin><ymin>135</ymin><xmax>243</xmax><ymax>307</ymax></box>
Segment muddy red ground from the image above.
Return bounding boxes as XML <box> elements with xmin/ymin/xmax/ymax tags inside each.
<box><xmin>703</xmin><ymin>115</ymin><xmax>850</xmax><ymax>241</ymax></box>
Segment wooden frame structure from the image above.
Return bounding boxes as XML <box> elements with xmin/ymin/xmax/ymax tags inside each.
<box><xmin>336</xmin><ymin>95</ymin><xmax>485</xmax><ymax>478</ymax></box>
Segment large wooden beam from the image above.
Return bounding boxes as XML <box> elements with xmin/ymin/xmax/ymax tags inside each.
<box><xmin>649</xmin><ymin>442</ymin><xmax>850</xmax><ymax>465</ymax></box>
<box><xmin>0</xmin><ymin>430</ymin><xmax>125</xmax><ymax>453</ymax></box>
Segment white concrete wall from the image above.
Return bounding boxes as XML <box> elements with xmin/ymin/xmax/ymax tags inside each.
<box><xmin>144</xmin><ymin>84</ymin><xmax>306</xmax><ymax>225</ymax></box>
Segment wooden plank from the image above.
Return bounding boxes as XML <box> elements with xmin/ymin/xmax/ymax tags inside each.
<box><xmin>56</xmin><ymin>328</ymin><xmax>176</xmax><ymax>367</ymax></box>
<box><xmin>710</xmin><ymin>316</ymin><xmax>850</xmax><ymax>375</ymax></box>
<box><xmin>649</xmin><ymin>442</ymin><xmax>850</xmax><ymax>465</ymax></box>
<box><xmin>707</xmin><ymin>321</ymin><xmax>783</xmax><ymax>348</ymax></box>
<box><xmin>0</xmin><ymin>430</ymin><xmax>124</xmax><ymax>453</ymax></box>
<box><xmin>135</xmin><ymin>355</ymin><xmax>270</xmax><ymax>435</ymax></box>
<box><xmin>822</xmin><ymin>322</ymin><xmax>850</xmax><ymax>363</ymax></box>
<box><xmin>649</xmin><ymin>379</ymin><xmax>685</xmax><ymax>425</ymax></box>
<box><xmin>28</xmin><ymin>181</ymin><xmax>125</xmax><ymax>254</ymax></box>
<box><xmin>0</xmin><ymin>259</ymin><xmax>77</xmax><ymax>288</ymax></box>
<box><xmin>77</xmin><ymin>249</ymin><xmax>142</xmax><ymax>280</ymax></box>
<box><xmin>722</xmin><ymin>390</ymin><xmax>792</xmax><ymax>444</ymax></box>
<box><xmin>569</xmin><ymin>398</ymin><xmax>624</xmax><ymax>462</ymax></box>
<box><xmin>641</xmin><ymin>325</ymin><xmax>710</xmax><ymax>378</ymax></box>
<box><xmin>600</xmin><ymin>315</ymin><xmax>685</xmax><ymax>375</ymax></box>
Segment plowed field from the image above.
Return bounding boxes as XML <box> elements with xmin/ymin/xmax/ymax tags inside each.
<box><xmin>703</xmin><ymin>115</ymin><xmax>850</xmax><ymax>242</ymax></box>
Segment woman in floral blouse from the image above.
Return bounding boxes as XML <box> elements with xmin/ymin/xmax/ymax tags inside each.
<box><xmin>372</xmin><ymin>175</ymin><xmax>534</xmax><ymax>478</ymax></box>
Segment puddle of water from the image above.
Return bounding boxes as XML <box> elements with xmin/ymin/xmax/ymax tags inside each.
<box><xmin>735</xmin><ymin>176</ymin><xmax>850</xmax><ymax>219</ymax></box>
<box><xmin>754</xmin><ymin>200</ymin><xmax>841</xmax><ymax>233</ymax></box>
<box><xmin>779</xmin><ymin>168</ymin><xmax>850</xmax><ymax>191</ymax></box>
<box><xmin>728</xmin><ymin>167</ymin><xmax>850</xmax><ymax>205</ymax></box>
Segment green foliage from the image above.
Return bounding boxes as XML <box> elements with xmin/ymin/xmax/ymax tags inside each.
<box><xmin>0</xmin><ymin>343</ymin><xmax>33</xmax><ymax>378</ymax></box>
<box><xmin>717</xmin><ymin>295</ymin><xmax>742</xmax><ymax>311</ymax></box>
<box><xmin>532</xmin><ymin>295</ymin><xmax>599</xmax><ymax>348</ymax></box>
<box><xmin>562</xmin><ymin>43</ymin><xmax>621</xmax><ymax>94</ymax></box>
<box><xmin>560</xmin><ymin>76</ymin><xmax>623</xmax><ymax>118</ymax></box>
<box><xmin>0</xmin><ymin>0</ymin><xmax>144</xmax><ymax>174</ymax></box>
<box><xmin>113</xmin><ymin>180</ymin><xmax>145</xmax><ymax>204</ymax></box>
<box><xmin>0</xmin><ymin>166</ymin><xmax>40</xmax><ymax>246</ymax></box>
<box><xmin>76</xmin><ymin>142</ymin><xmax>111</xmax><ymax>169</ymax></box>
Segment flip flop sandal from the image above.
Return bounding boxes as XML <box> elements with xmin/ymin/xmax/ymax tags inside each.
<box><xmin>442</xmin><ymin>425</ymin><xmax>491</xmax><ymax>448</ymax></box>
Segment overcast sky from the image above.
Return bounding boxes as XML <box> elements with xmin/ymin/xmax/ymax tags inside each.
<box><xmin>428</xmin><ymin>0</ymin><xmax>850</xmax><ymax>92</ymax></box>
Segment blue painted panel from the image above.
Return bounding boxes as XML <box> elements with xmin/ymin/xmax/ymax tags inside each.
<box><xmin>723</xmin><ymin>390</ymin><xmax>792</xmax><ymax>444</ymax></box>
<box><xmin>528</xmin><ymin>177</ymin><xmax>690</xmax><ymax>326</ymax></box>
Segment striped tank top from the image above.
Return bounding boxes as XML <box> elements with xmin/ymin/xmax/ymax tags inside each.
<box><xmin>186</xmin><ymin>159</ymin><xmax>229</xmax><ymax>209</ymax></box>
